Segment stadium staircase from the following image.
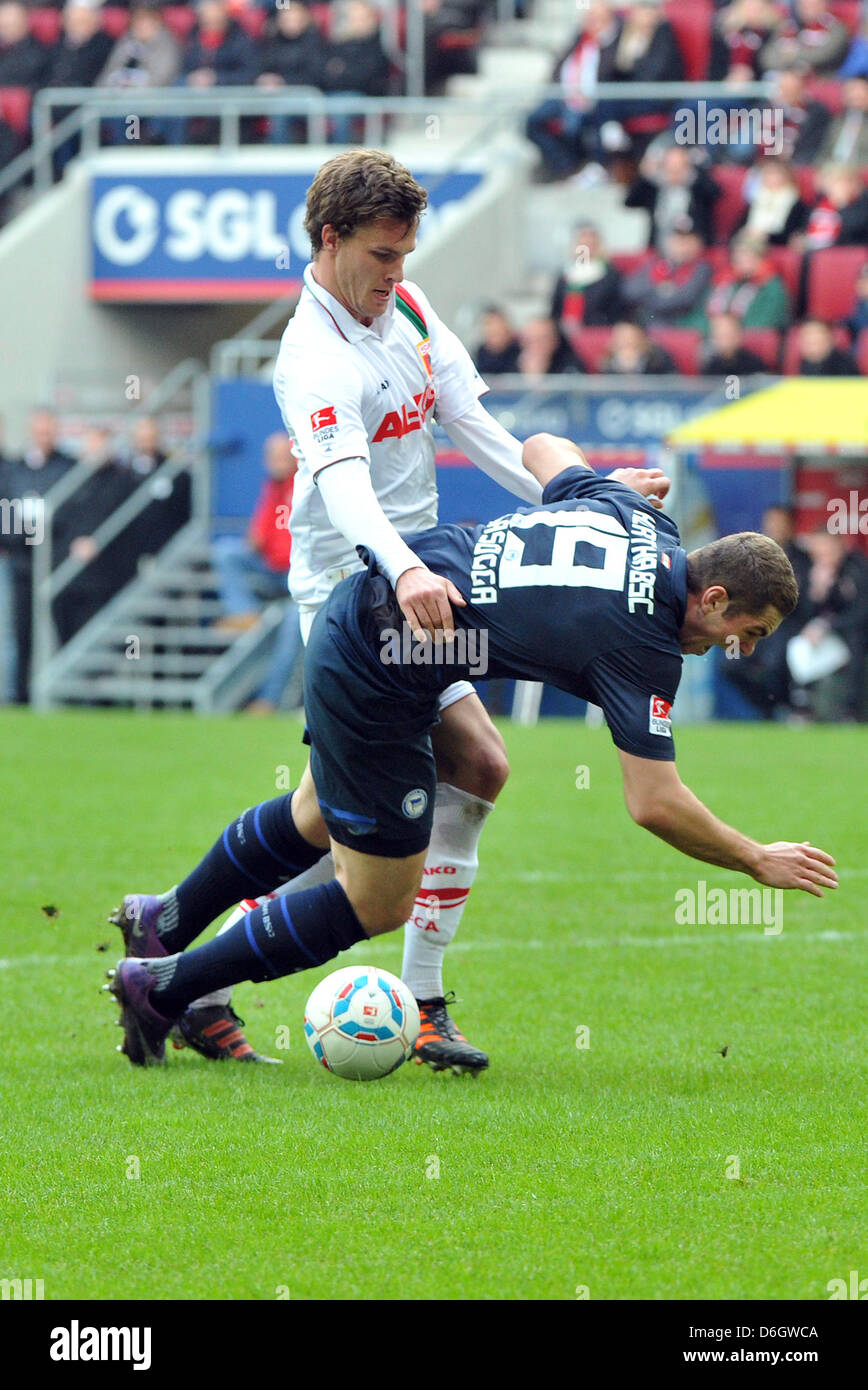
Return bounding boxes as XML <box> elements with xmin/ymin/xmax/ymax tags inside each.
<box><xmin>33</xmin><ymin>523</ymin><xmax>293</xmax><ymax>712</ymax></box>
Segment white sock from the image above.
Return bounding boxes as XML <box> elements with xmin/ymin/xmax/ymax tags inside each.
<box><xmin>188</xmin><ymin>856</ymin><xmax>336</xmax><ymax>1011</ymax></box>
<box><xmin>400</xmin><ymin>782</ymin><xmax>493</xmax><ymax>1002</ymax></box>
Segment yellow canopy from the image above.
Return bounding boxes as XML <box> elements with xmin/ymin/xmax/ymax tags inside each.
<box><xmin>666</xmin><ymin>379</ymin><xmax>868</xmax><ymax>454</ymax></box>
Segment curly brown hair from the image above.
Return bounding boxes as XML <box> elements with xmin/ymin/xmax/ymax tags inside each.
<box><xmin>303</xmin><ymin>150</ymin><xmax>428</xmax><ymax>254</ymax></box>
<box><xmin>686</xmin><ymin>532</ymin><xmax>798</xmax><ymax>619</ymax></box>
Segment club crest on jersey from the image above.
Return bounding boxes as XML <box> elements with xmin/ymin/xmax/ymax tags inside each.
<box><xmin>416</xmin><ymin>336</ymin><xmax>433</xmax><ymax>378</ymax></box>
<box><xmin>649</xmin><ymin>695</ymin><xmax>673</xmax><ymax>737</ymax></box>
<box><xmin>402</xmin><ymin>788</ymin><xmax>428</xmax><ymax>819</ymax></box>
<box><xmin>372</xmin><ymin>385</ymin><xmax>436</xmax><ymax>443</ymax></box>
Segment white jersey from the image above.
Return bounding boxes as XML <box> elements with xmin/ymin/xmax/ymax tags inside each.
<box><xmin>273</xmin><ymin>262</ymin><xmax>486</xmax><ymax>608</ymax></box>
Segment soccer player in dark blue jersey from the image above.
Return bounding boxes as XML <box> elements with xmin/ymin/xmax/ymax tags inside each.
<box><xmin>107</xmin><ymin>435</ymin><xmax>838</xmax><ymax>1065</ymax></box>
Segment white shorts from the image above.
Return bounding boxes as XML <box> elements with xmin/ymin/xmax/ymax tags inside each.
<box><xmin>299</xmin><ymin>605</ymin><xmax>475</xmax><ymax>713</ymax></box>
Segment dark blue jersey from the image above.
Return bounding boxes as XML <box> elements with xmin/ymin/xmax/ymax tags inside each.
<box><xmin>333</xmin><ymin>466</ymin><xmax>688</xmax><ymax>761</ymax></box>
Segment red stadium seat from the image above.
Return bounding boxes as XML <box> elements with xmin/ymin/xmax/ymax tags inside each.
<box><xmin>806</xmin><ymin>246</ymin><xmax>868</xmax><ymax>320</ymax></box>
<box><xmin>793</xmin><ymin>165</ymin><xmax>818</xmax><ymax>205</ymax></box>
<box><xmin>0</xmin><ymin>86</ymin><xmax>31</xmax><ymax>137</ymax></box>
<box><xmin>570</xmin><ymin>326</ymin><xmax>613</xmax><ymax>372</ymax></box>
<box><xmin>741</xmin><ymin>328</ymin><xmax>783</xmax><ymax>370</ymax></box>
<box><xmin>782</xmin><ymin>323</ymin><xmax>852</xmax><ymax>374</ymax></box>
<box><xmin>765</xmin><ymin>246</ymin><xmax>802</xmax><ymax>304</ymax></box>
<box><xmin>28</xmin><ymin>8</ymin><xmax>62</xmax><ymax>45</ymax></box>
<box><xmin>101</xmin><ymin>7</ymin><xmax>129</xmax><ymax>40</ymax></box>
<box><xmin>310</xmin><ymin>4</ymin><xmax>334</xmax><ymax>38</ymax></box>
<box><xmin>648</xmin><ymin>327</ymin><xmax>703</xmax><ymax>375</ymax></box>
<box><xmin>806</xmin><ymin>77</ymin><xmax>845</xmax><ymax>116</ymax></box>
<box><xmin>858</xmin><ymin>330</ymin><xmax>868</xmax><ymax>375</ymax></box>
<box><xmin>710</xmin><ymin>165</ymin><xmax>748</xmax><ymax>245</ymax></box>
<box><xmin>704</xmin><ymin>246</ymin><xmax>730</xmax><ymax>275</ymax></box>
<box><xmin>236</xmin><ymin>8</ymin><xmax>266</xmax><ymax>40</ymax></box>
<box><xmin>663</xmin><ymin>0</ymin><xmax>713</xmax><ymax>81</ymax></box>
<box><xmin>162</xmin><ymin>6</ymin><xmax>197</xmax><ymax>41</ymax></box>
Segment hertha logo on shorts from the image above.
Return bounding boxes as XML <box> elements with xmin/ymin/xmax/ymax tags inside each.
<box><xmin>402</xmin><ymin>788</ymin><xmax>428</xmax><ymax>819</ymax></box>
<box><xmin>649</xmin><ymin>696</ymin><xmax>673</xmax><ymax>737</ymax></box>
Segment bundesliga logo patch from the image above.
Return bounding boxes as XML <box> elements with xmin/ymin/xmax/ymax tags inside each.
<box><xmin>310</xmin><ymin>405</ymin><xmax>338</xmax><ymax>450</ymax></box>
<box><xmin>649</xmin><ymin>695</ymin><xmax>673</xmax><ymax>737</ymax></box>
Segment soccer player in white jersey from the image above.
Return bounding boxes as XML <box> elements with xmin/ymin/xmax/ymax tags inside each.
<box><xmin>116</xmin><ymin>150</ymin><xmax>543</xmax><ymax>1071</ymax></box>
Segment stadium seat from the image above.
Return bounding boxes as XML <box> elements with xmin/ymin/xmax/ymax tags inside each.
<box><xmin>570</xmin><ymin>326</ymin><xmax>613</xmax><ymax>373</ymax></box>
<box><xmin>782</xmin><ymin>323</ymin><xmax>852</xmax><ymax>374</ymax></box>
<box><xmin>648</xmin><ymin>327</ymin><xmax>703</xmax><ymax>375</ymax></box>
<box><xmin>741</xmin><ymin>328</ymin><xmax>782</xmax><ymax>371</ymax></box>
<box><xmin>311</xmin><ymin>5</ymin><xmax>334</xmax><ymax>38</ymax></box>
<box><xmin>830</xmin><ymin>0</ymin><xmax>863</xmax><ymax>34</ymax></box>
<box><xmin>28</xmin><ymin>8</ymin><xmax>62</xmax><ymax>45</ymax></box>
<box><xmin>0</xmin><ymin>86</ymin><xmax>31</xmax><ymax>138</ymax></box>
<box><xmin>237</xmin><ymin>8</ymin><xmax>267</xmax><ymax>40</ymax></box>
<box><xmin>101</xmin><ymin>8</ymin><xmax>129</xmax><ymax>40</ymax></box>
<box><xmin>858</xmin><ymin>330</ymin><xmax>868</xmax><ymax>375</ymax></box>
<box><xmin>793</xmin><ymin>165</ymin><xmax>818</xmax><ymax>206</ymax></box>
<box><xmin>710</xmin><ymin>165</ymin><xmax>748</xmax><ymax>245</ymax></box>
<box><xmin>765</xmin><ymin>246</ymin><xmax>802</xmax><ymax>305</ymax></box>
<box><xmin>162</xmin><ymin>6</ymin><xmax>197</xmax><ymax>41</ymax></box>
<box><xmin>806</xmin><ymin>78</ymin><xmax>845</xmax><ymax>116</ymax></box>
<box><xmin>663</xmin><ymin>0</ymin><xmax>713</xmax><ymax>82</ymax></box>
<box><xmin>806</xmin><ymin>246</ymin><xmax>868</xmax><ymax>321</ymax></box>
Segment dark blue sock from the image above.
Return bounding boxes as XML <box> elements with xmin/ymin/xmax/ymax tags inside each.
<box><xmin>150</xmin><ymin>880</ymin><xmax>367</xmax><ymax>1017</ymax></box>
<box><xmin>163</xmin><ymin>793</ymin><xmax>327</xmax><ymax>952</ymax></box>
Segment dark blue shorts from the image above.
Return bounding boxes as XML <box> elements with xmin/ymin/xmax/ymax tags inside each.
<box><xmin>303</xmin><ymin>578</ymin><xmax>439</xmax><ymax>859</ymax></box>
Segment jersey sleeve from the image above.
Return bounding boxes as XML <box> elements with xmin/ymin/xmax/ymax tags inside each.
<box><xmin>273</xmin><ymin>346</ymin><xmax>370</xmax><ymax>476</ymax></box>
<box><xmin>584</xmin><ymin>647</ymin><xmax>682</xmax><ymax>761</ymax></box>
<box><xmin>405</xmin><ymin>281</ymin><xmax>487</xmax><ymax>427</ymax></box>
<box><xmin>542</xmin><ymin>465</ymin><xmax>617</xmax><ymax>506</ymax></box>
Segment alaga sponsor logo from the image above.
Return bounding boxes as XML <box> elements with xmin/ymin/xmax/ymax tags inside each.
<box><xmin>372</xmin><ymin>384</ymin><xmax>436</xmax><ymax>443</ymax></box>
<box><xmin>310</xmin><ymin>405</ymin><xmax>338</xmax><ymax>449</ymax></box>
<box><xmin>649</xmin><ymin>695</ymin><xmax>673</xmax><ymax>737</ymax></box>
<box><xmin>93</xmin><ymin>184</ymin><xmax>292</xmax><ymax>267</ymax></box>
<box><xmin>627</xmin><ymin>509</ymin><xmax>660</xmax><ymax>614</ymax></box>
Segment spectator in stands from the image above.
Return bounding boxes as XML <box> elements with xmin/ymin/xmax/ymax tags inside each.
<box><xmin>625</xmin><ymin>144</ymin><xmax>720</xmax><ymax>250</ymax></box>
<box><xmin>517</xmin><ymin>317</ymin><xmax>586</xmax><ymax>376</ymax></box>
<box><xmin>162</xmin><ymin>0</ymin><xmax>257</xmax><ymax>144</ymax></box>
<box><xmin>701</xmin><ymin>311</ymin><xmax>769</xmax><ymax>375</ymax></box>
<box><xmin>820</xmin><ymin>75</ymin><xmax>868</xmax><ymax>164</ymax></box>
<box><xmin>723</xmin><ymin>503</ymin><xmax>811</xmax><ymax>719</ymax></box>
<box><xmin>423</xmin><ymin>0</ymin><xmax>486</xmax><ymax>93</ymax></box>
<box><xmin>258</xmin><ymin>0</ymin><xmax>327</xmax><ymax>145</ymax></box>
<box><xmin>322</xmin><ymin>0</ymin><xmax>390</xmax><ymax>143</ymax></box>
<box><xmin>621</xmin><ymin>220</ymin><xmax>713</xmax><ymax>330</ymax></box>
<box><xmin>120</xmin><ymin>415</ymin><xmax>191</xmax><ymax>566</ymax></box>
<box><xmin>4</xmin><ymin>408</ymin><xmax>75</xmax><ymax>703</ymax></box>
<box><xmin>594</xmin><ymin>0</ymin><xmax>684</xmax><ymax>158</ymax></box>
<box><xmin>796</xmin><ymin>318</ymin><xmax>858</xmax><ymax>374</ymax></box>
<box><xmin>710</xmin><ymin>0</ymin><xmax>780</xmax><ymax>81</ymax></box>
<box><xmin>705</xmin><ymin>231</ymin><xmax>790</xmax><ymax>329</ymax></box>
<box><xmin>758</xmin><ymin>64</ymin><xmax>830</xmax><ymax>163</ymax></box>
<box><xmin>600</xmin><ymin>320</ymin><xmax>676</xmax><ymax>375</ymax></box>
<box><xmin>45</xmin><ymin>2</ymin><xmax>115</xmax><ymax>172</ymax></box>
<box><xmin>212</xmin><ymin>432</ymin><xmax>303</xmax><ymax>715</ymax></box>
<box><xmin>846</xmin><ymin>261</ymin><xmax>868</xmax><ymax>338</ymax></box>
<box><xmin>801</xmin><ymin>163</ymin><xmax>868</xmax><ymax>250</ymax></box>
<box><xmin>97</xmin><ymin>2</ymin><xmax>181</xmax><ymax>92</ymax></box>
<box><xmin>0</xmin><ymin>1</ymin><xmax>49</xmax><ymax>87</ymax></box>
<box><xmin>550</xmin><ymin>222</ymin><xmax>624</xmax><ymax>332</ymax></box>
<box><xmin>735</xmin><ymin>157</ymin><xmax>810</xmax><ymax>245</ymax></box>
<box><xmin>838</xmin><ymin>17</ymin><xmax>868</xmax><ymax>79</ymax></box>
<box><xmin>52</xmin><ymin>427</ymin><xmax>137</xmax><ymax>646</ymax></box>
<box><xmin>474</xmin><ymin>306</ymin><xmax>521</xmax><ymax>375</ymax></box>
<box><xmin>794</xmin><ymin>528</ymin><xmax>868</xmax><ymax>721</ymax></box>
<box><xmin>760</xmin><ymin>0</ymin><xmax>850</xmax><ymax>76</ymax></box>
<box><xmin>525</xmin><ymin>0</ymin><xmax>620</xmax><ymax>179</ymax></box>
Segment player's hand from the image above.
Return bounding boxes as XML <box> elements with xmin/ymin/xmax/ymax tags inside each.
<box><xmin>395</xmin><ymin>567</ymin><xmax>466</xmax><ymax>643</ymax></box>
<box><xmin>607</xmin><ymin>466</ymin><xmax>672</xmax><ymax>508</ymax></box>
<box><xmin>752</xmin><ymin>842</ymin><xmax>838</xmax><ymax>897</ymax></box>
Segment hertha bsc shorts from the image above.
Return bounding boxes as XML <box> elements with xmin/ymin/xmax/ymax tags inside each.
<box><xmin>303</xmin><ymin>594</ymin><xmax>440</xmax><ymax>859</ymax></box>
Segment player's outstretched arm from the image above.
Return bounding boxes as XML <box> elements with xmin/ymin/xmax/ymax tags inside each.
<box><xmin>617</xmin><ymin>751</ymin><xmax>838</xmax><ymax>897</ymax></box>
<box><xmin>522</xmin><ymin>432</ymin><xmax>592</xmax><ymax>487</ymax></box>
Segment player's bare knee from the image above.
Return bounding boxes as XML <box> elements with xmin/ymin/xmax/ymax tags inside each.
<box><xmin>451</xmin><ymin>730</ymin><xmax>510</xmax><ymax>802</ymax></box>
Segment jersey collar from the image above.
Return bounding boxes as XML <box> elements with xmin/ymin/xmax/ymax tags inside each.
<box><xmin>303</xmin><ymin>262</ymin><xmax>395</xmax><ymax>344</ymax></box>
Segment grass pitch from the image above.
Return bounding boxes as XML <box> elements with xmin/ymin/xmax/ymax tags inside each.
<box><xmin>0</xmin><ymin>709</ymin><xmax>864</xmax><ymax>1301</ymax></box>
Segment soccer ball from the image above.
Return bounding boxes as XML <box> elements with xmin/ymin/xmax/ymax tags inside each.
<box><xmin>303</xmin><ymin>966</ymin><xmax>421</xmax><ymax>1082</ymax></box>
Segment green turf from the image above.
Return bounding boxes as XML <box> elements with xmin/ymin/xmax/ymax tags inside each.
<box><xmin>0</xmin><ymin>709</ymin><xmax>864</xmax><ymax>1300</ymax></box>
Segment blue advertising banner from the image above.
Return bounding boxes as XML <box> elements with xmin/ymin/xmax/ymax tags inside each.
<box><xmin>90</xmin><ymin>170</ymin><xmax>483</xmax><ymax>302</ymax></box>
